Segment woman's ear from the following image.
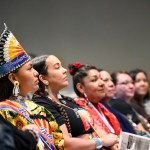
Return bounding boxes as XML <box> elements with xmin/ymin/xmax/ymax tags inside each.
<box><xmin>8</xmin><ymin>73</ymin><xmax>17</xmax><ymax>84</ymax></box>
<box><xmin>39</xmin><ymin>74</ymin><xmax>48</xmax><ymax>85</ymax></box>
<box><xmin>76</xmin><ymin>83</ymin><xmax>85</xmax><ymax>94</ymax></box>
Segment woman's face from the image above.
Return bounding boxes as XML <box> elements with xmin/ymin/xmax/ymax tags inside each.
<box><xmin>44</xmin><ymin>55</ymin><xmax>68</xmax><ymax>92</ymax></box>
<box><xmin>100</xmin><ymin>70</ymin><xmax>116</xmax><ymax>99</ymax></box>
<box><xmin>81</xmin><ymin>69</ymin><xmax>105</xmax><ymax>103</ymax></box>
<box><xmin>14</xmin><ymin>60</ymin><xmax>39</xmax><ymax>95</ymax></box>
<box><xmin>134</xmin><ymin>72</ymin><xmax>149</xmax><ymax>98</ymax></box>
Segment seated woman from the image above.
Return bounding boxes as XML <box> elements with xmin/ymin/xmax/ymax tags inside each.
<box><xmin>129</xmin><ymin>69</ymin><xmax>150</xmax><ymax>123</ymax></box>
<box><xmin>68</xmin><ymin>63</ymin><xmax>121</xmax><ymax>136</ymax></box>
<box><xmin>32</xmin><ymin>54</ymin><xmax>119</xmax><ymax>150</ymax></box>
<box><xmin>99</xmin><ymin>69</ymin><xmax>136</xmax><ymax>134</ymax></box>
<box><xmin>0</xmin><ymin>25</ymin><xmax>64</xmax><ymax>150</ymax></box>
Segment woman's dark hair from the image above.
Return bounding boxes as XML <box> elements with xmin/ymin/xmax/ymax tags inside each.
<box><xmin>129</xmin><ymin>69</ymin><xmax>148</xmax><ymax>82</ymax></box>
<box><xmin>0</xmin><ymin>69</ymin><xmax>18</xmax><ymax>101</ymax></box>
<box><xmin>32</xmin><ymin>55</ymin><xmax>49</xmax><ymax>96</ymax></box>
<box><xmin>68</xmin><ymin>63</ymin><xmax>98</xmax><ymax>97</ymax></box>
<box><xmin>0</xmin><ymin>75</ymin><xmax>13</xmax><ymax>101</ymax></box>
<box><xmin>129</xmin><ymin>68</ymin><xmax>150</xmax><ymax>99</ymax></box>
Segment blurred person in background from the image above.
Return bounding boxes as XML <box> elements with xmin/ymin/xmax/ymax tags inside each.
<box><xmin>110</xmin><ymin>71</ymin><xmax>150</xmax><ymax>135</ymax></box>
<box><xmin>99</xmin><ymin>69</ymin><xmax>136</xmax><ymax>134</ymax></box>
<box><xmin>129</xmin><ymin>69</ymin><xmax>150</xmax><ymax>122</ymax></box>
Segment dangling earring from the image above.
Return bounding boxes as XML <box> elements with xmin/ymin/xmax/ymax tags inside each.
<box><xmin>13</xmin><ymin>81</ymin><xmax>20</xmax><ymax>97</ymax></box>
<box><xmin>83</xmin><ymin>92</ymin><xmax>93</xmax><ymax>108</ymax></box>
<box><xmin>45</xmin><ymin>81</ymin><xmax>49</xmax><ymax>96</ymax></box>
<box><xmin>83</xmin><ymin>92</ymin><xmax>88</xmax><ymax>100</ymax></box>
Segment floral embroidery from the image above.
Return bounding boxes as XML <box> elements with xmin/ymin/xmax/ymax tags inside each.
<box><xmin>0</xmin><ymin>100</ymin><xmax>64</xmax><ymax>150</ymax></box>
<box><xmin>13</xmin><ymin>115</ymin><xmax>28</xmax><ymax>129</ymax></box>
<box><xmin>77</xmin><ymin>109</ymin><xmax>93</xmax><ymax>131</ymax></box>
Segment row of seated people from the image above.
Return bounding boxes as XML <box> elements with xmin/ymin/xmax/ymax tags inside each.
<box><xmin>0</xmin><ymin>24</ymin><xmax>150</xmax><ymax>150</ymax></box>
<box><xmin>109</xmin><ymin>70</ymin><xmax>150</xmax><ymax>135</ymax></box>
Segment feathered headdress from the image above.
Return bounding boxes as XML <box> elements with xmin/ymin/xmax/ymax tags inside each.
<box><xmin>0</xmin><ymin>24</ymin><xmax>30</xmax><ymax>78</ymax></box>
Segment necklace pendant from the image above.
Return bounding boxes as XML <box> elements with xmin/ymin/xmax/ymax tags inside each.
<box><xmin>61</xmin><ymin>100</ymin><xmax>67</xmax><ymax>105</ymax></box>
<box><xmin>86</xmin><ymin>102</ymin><xmax>93</xmax><ymax>108</ymax></box>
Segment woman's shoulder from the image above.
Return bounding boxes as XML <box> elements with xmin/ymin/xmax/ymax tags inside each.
<box><xmin>32</xmin><ymin>94</ymin><xmax>53</xmax><ymax>105</ymax></box>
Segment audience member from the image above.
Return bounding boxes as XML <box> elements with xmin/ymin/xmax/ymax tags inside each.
<box><xmin>99</xmin><ymin>69</ymin><xmax>136</xmax><ymax>134</ymax></box>
<box><xmin>68</xmin><ymin>62</ymin><xmax>120</xmax><ymax>149</ymax></box>
<box><xmin>129</xmin><ymin>69</ymin><xmax>150</xmax><ymax>122</ymax></box>
<box><xmin>0</xmin><ymin>24</ymin><xmax>64</xmax><ymax>150</ymax></box>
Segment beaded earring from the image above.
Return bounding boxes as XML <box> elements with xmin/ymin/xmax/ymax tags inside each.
<box><xmin>13</xmin><ymin>81</ymin><xmax>20</xmax><ymax>96</ymax></box>
<box><xmin>45</xmin><ymin>81</ymin><xmax>49</xmax><ymax>96</ymax></box>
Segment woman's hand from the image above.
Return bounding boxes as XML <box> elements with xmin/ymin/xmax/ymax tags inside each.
<box><xmin>110</xmin><ymin>143</ymin><xmax>119</xmax><ymax>150</ymax></box>
<box><xmin>101</xmin><ymin>133</ymin><xmax>119</xmax><ymax>147</ymax></box>
<box><xmin>22</xmin><ymin>124</ymin><xmax>41</xmax><ymax>143</ymax></box>
<box><xmin>22</xmin><ymin>124</ymin><xmax>41</xmax><ymax>134</ymax></box>
<box><xmin>135</xmin><ymin>123</ymin><xmax>150</xmax><ymax>136</ymax></box>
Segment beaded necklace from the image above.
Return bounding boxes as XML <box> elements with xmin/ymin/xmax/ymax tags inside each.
<box><xmin>10</xmin><ymin>95</ymin><xmax>29</xmax><ymax>110</ymax></box>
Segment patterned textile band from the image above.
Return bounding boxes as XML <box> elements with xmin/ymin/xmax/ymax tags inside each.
<box><xmin>0</xmin><ymin>100</ymin><xmax>56</xmax><ymax>150</ymax></box>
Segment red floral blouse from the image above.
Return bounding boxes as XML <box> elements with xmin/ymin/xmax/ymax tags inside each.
<box><xmin>74</xmin><ymin>97</ymin><xmax>121</xmax><ymax>135</ymax></box>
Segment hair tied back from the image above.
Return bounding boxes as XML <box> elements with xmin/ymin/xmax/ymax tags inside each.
<box><xmin>68</xmin><ymin>62</ymin><xmax>82</xmax><ymax>75</ymax></box>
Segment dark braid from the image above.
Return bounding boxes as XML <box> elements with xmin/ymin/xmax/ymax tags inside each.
<box><xmin>60</xmin><ymin>94</ymin><xmax>84</xmax><ymax>133</ymax></box>
<box><xmin>55</xmin><ymin>102</ymin><xmax>72</xmax><ymax>133</ymax></box>
<box><xmin>34</xmin><ymin>94</ymin><xmax>72</xmax><ymax>133</ymax></box>
<box><xmin>55</xmin><ymin>94</ymin><xmax>83</xmax><ymax>134</ymax></box>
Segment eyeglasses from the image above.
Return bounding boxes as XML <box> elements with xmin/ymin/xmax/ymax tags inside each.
<box><xmin>117</xmin><ymin>81</ymin><xmax>134</xmax><ymax>85</ymax></box>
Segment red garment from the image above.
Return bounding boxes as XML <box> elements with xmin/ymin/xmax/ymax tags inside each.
<box><xmin>74</xmin><ymin>97</ymin><xmax>120</xmax><ymax>135</ymax></box>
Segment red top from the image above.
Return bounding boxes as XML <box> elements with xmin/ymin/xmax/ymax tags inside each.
<box><xmin>74</xmin><ymin>97</ymin><xmax>121</xmax><ymax>135</ymax></box>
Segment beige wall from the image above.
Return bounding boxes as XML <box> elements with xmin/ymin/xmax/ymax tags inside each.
<box><xmin>1</xmin><ymin>0</ymin><xmax>150</xmax><ymax>94</ymax></box>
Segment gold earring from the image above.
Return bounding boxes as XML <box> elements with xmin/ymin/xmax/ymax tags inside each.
<box><xmin>13</xmin><ymin>81</ymin><xmax>20</xmax><ymax>96</ymax></box>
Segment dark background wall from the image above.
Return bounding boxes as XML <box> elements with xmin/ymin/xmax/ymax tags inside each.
<box><xmin>0</xmin><ymin>0</ymin><xmax>150</xmax><ymax>95</ymax></box>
